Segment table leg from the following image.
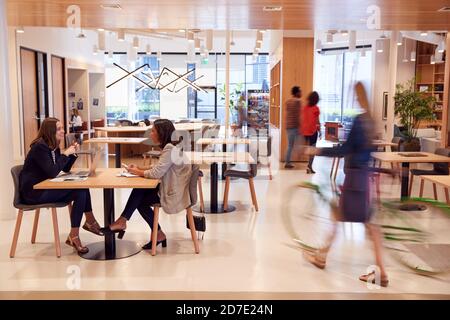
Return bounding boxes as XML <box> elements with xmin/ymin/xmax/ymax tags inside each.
<box><xmin>222</xmin><ymin>144</ymin><xmax>227</xmax><ymax>180</ymax></box>
<box><xmin>397</xmin><ymin>162</ymin><xmax>426</xmax><ymax>211</ymax></box>
<box><xmin>80</xmin><ymin>188</ymin><xmax>142</xmax><ymax>260</ymax></box>
<box><xmin>193</xmin><ymin>162</ymin><xmax>236</xmax><ymax>214</ymax></box>
<box><xmin>211</xmin><ymin>162</ymin><xmax>218</xmax><ymax>211</ymax></box>
<box><xmin>115</xmin><ymin>144</ymin><xmax>121</xmax><ymax>168</ymax></box>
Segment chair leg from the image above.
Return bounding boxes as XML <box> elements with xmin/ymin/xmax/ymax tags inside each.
<box><xmin>10</xmin><ymin>210</ymin><xmax>24</xmax><ymax>258</ymax></box>
<box><xmin>223</xmin><ymin>177</ymin><xmax>230</xmax><ymax>211</ymax></box>
<box><xmin>249</xmin><ymin>177</ymin><xmax>259</xmax><ymax>212</ymax></box>
<box><xmin>433</xmin><ymin>183</ymin><xmax>438</xmax><ymax>200</ymax></box>
<box><xmin>375</xmin><ymin>174</ymin><xmax>381</xmax><ymax>204</ymax></box>
<box><xmin>333</xmin><ymin>158</ymin><xmax>340</xmax><ymax>181</ymax></box>
<box><xmin>151</xmin><ymin>206</ymin><xmax>160</xmax><ymax>256</ymax></box>
<box><xmin>445</xmin><ymin>188</ymin><xmax>449</xmax><ymax>204</ymax></box>
<box><xmin>408</xmin><ymin>174</ymin><xmax>414</xmax><ymax>197</ymax></box>
<box><xmin>419</xmin><ymin>179</ymin><xmax>424</xmax><ymax>198</ymax></box>
<box><xmin>186</xmin><ymin>207</ymin><xmax>200</xmax><ymax>254</ymax></box>
<box><xmin>197</xmin><ymin>177</ymin><xmax>205</xmax><ymax>213</ymax></box>
<box><xmin>268</xmin><ymin>161</ymin><xmax>273</xmax><ymax>180</ymax></box>
<box><xmin>330</xmin><ymin>157</ymin><xmax>336</xmax><ymax>178</ymax></box>
<box><xmin>31</xmin><ymin>209</ymin><xmax>40</xmax><ymax>244</ymax></box>
<box><xmin>51</xmin><ymin>208</ymin><xmax>61</xmax><ymax>258</ymax></box>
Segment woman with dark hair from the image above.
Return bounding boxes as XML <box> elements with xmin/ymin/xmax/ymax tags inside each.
<box><xmin>301</xmin><ymin>91</ymin><xmax>321</xmax><ymax>174</ymax></box>
<box><xmin>20</xmin><ymin>118</ymin><xmax>103</xmax><ymax>254</ymax></box>
<box><xmin>104</xmin><ymin>119</ymin><xmax>192</xmax><ymax>249</ymax></box>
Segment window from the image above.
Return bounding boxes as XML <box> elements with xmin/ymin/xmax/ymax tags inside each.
<box><xmin>314</xmin><ymin>49</ymin><xmax>372</xmax><ymax>132</ymax></box>
<box><xmin>105</xmin><ymin>54</ymin><xmax>160</xmax><ymax>124</ymax></box>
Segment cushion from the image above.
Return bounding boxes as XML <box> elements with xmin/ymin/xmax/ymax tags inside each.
<box><xmin>415</xmin><ymin>128</ymin><xmax>436</xmax><ymax>138</ymax></box>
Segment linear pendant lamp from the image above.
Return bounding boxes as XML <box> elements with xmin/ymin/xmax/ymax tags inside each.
<box><xmin>118</xmin><ymin>29</ymin><xmax>125</xmax><ymax>41</ymax></box>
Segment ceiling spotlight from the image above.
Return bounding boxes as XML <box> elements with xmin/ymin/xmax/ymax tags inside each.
<box><xmin>194</xmin><ymin>38</ymin><xmax>201</xmax><ymax>50</ymax></box>
<box><xmin>133</xmin><ymin>36</ymin><xmax>139</xmax><ymax>49</ymax></box>
<box><xmin>257</xmin><ymin>31</ymin><xmax>263</xmax><ymax>43</ymax></box>
<box><xmin>187</xmin><ymin>31</ymin><xmax>194</xmax><ymax>42</ymax></box>
<box><xmin>16</xmin><ymin>27</ymin><xmax>25</xmax><ymax>33</ymax></box>
<box><xmin>397</xmin><ymin>32</ymin><xmax>403</xmax><ymax>46</ymax></box>
<box><xmin>77</xmin><ymin>31</ymin><xmax>86</xmax><ymax>39</ymax></box>
<box><xmin>97</xmin><ymin>28</ymin><xmax>105</xmax><ymax>32</ymax></box>
<box><xmin>326</xmin><ymin>31</ymin><xmax>334</xmax><ymax>44</ymax></box>
<box><xmin>420</xmin><ymin>31</ymin><xmax>428</xmax><ymax>36</ymax></box>
<box><xmin>349</xmin><ymin>31</ymin><xmax>356</xmax><ymax>52</ymax></box>
<box><xmin>178</xmin><ymin>29</ymin><xmax>185</xmax><ymax>33</ymax></box>
<box><xmin>438</xmin><ymin>40</ymin><xmax>445</xmax><ymax>53</ymax></box>
<box><xmin>117</xmin><ymin>29</ymin><xmax>125</xmax><ymax>41</ymax></box>
<box><xmin>316</xmin><ymin>39</ymin><xmax>322</xmax><ymax>52</ymax></box>
<box><xmin>410</xmin><ymin>51</ymin><xmax>416</xmax><ymax>61</ymax></box>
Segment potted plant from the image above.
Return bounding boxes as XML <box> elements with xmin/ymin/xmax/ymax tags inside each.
<box><xmin>393</xmin><ymin>79</ymin><xmax>436</xmax><ymax>151</ymax></box>
<box><xmin>219</xmin><ymin>83</ymin><xmax>244</xmax><ymax>126</ymax></box>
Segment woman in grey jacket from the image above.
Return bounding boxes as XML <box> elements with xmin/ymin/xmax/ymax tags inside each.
<box><xmin>103</xmin><ymin>119</ymin><xmax>192</xmax><ymax>249</ymax></box>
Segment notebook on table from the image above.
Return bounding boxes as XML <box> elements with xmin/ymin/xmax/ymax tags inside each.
<box><xmin>398</xmin><ymin>153</ymin><xmax>428</xmax><ymax>157</ymax></box>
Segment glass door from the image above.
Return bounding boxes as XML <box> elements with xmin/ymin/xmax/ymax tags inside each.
<box><xmin>193</xmin><ymin>86</ymin><xmax>217</xmax><ymax>119</ymax></box>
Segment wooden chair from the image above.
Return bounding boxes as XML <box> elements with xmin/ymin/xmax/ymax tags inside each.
<box><xmin>223</xmin><ymin>163</ymin><xmax>258</xmax><ymax>211</ymax></box>
<box><xmin>10</xmin><ymin>165</ymin><xmax>72</xmax><ymax>258</ymax></box>
<box><xmin>150</xmin><ymin>165</ymin><xmax>202</xmax><ymax>256</ymax></box>
<box><xmin>409</xmin><ymin>148</ymin><xmax>450</xmax><ymax>200</ymax></box>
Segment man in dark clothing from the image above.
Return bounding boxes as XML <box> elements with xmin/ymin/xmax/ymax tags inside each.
<box><xmin>284</xmin><ymin>86</ymin><xmax>302</xmax><ymax>168</ymax></box>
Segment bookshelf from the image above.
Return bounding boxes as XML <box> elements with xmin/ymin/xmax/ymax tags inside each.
<box><xmin>269</xmin><ymin>62</ymin><xmax>281</xmax><ymax>128</ymax></box>
<box><xmin>415</xmin><ymin>41</ymin><xmax>446</xmax><ymax>129</ymax></box>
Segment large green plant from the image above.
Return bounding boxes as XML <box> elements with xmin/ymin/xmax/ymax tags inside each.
<box><xmin>219</xmin><ymin>83</ymin><xmax>244</xmax><ymax>121</ymax></box>
<box><xmin>394</xmin><ymin>79</ymin><xmax>435</xmax><ymax>140</ymax></box>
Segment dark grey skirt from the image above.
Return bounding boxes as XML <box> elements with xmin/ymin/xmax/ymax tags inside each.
<box><xmin>339</xmin><ymin>168</ymin><xmax>372</xmax><ymax>223</ymax></box>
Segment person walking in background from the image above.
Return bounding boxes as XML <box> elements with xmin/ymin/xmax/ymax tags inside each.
<box><xmin>302</xmin><ymin>82</ymin><xmax>388</xmax><ymax>287</ymax></box>
<box><xmin>284</xmin><ymin>86</ymin><xmax>302</xmax><ymax>169</ymax></box>
<box><xmin>302</xmin><ymin>91</ymin><xmax>321</xmax><ymax>174</ymax></box>
<box><xmin>69</xmin><ymin>108</ymin><xmax>83</xmax><ymax>133</ymax></box>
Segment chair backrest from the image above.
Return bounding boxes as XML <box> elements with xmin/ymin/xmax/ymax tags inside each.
<box><xmin>391</xmin><ymin>137</ymin><xmax>404</xmax><ymax>152</ymax></box>
<box><xmin>11</xmin><ymin>165</ymin><xmax>23</xmax><ymax>208</ymax></box>
<box><xmin>188</xmin><ymin>165</ymin><xmax>200</xmax><ymax>207</ymax></box>
<box><xmin>434</xmin><ymin>148</ymin><xmax>450</xmax><ymax>174</ymax></box>
<box><xmin>250</xmin><ymin>163</ymin><xmax>258</xmax><ymax>178</ymax></box>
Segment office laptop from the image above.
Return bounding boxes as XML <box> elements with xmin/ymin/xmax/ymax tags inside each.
<box><xmin>73</xmin><ymin>149</ymin><xmax>102</xmax><ymax>177</ymax></box>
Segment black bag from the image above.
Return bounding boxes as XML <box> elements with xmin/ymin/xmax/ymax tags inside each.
<box><xmin>186</xmin><ymin>214</ymin><xmax>206</xmax><ymax>232</ymax></box>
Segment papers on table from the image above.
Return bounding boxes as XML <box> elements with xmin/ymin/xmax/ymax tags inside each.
<box><xmin>116</xmin><ymin>170</ymin><xmax>139</xmax><ymax>178</ymax></box>
<box><xmin>50</xmin><ymin>172</ymin><xmax>88</xmax><ymax>182</ymax></box>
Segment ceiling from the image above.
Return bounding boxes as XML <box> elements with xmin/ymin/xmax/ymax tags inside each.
<box><xmin>6</xmin><ymin>0</ymin><xmax>450</xmax><ymax>31</ymax></box>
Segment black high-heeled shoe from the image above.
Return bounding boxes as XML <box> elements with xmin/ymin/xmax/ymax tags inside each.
<box><xmin>100</xmin><ymin>226</ymin><xmax>126</xmax><ymax>239</ymax></box>
<box><xmin>142</xmin><ymin>239</ymin><xmax>167</xmax><ymax>250</ymax></box>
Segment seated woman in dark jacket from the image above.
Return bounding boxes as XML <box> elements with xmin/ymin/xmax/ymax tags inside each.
<box><xmin>20</xmin><ymin>117</ymin><xmax>102</xmax><ymax>254</ymax></box>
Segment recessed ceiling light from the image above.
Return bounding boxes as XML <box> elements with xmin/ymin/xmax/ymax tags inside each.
<box><xmin>97</xmin><ymin>28</ymin><xmax>105</xmax><ymax>32</ymax></box>
<box><xmin>263</xmin><ymin>6</ymin><xmax>282</xmax><ymax>12</ymax></box>
<box><xmin>100</xmin><ymin>4</ymin><xmax>122</xmax><ymax>10</ymax></box>
<box><xmin>420</xmin><ymin>31</ymin><xmax>428</xmax><ymax>36</ymax></box>
<box><xmin>178</xmin><ymin>29</ymin><xmax>185</xmax><ymax>33</ymax></box>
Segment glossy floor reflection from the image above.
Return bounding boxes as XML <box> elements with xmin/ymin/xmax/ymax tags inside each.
<box><xmin>1</xmin><ymin>150</ymin><xmax>449</xmax><ymax>298</ymax></box>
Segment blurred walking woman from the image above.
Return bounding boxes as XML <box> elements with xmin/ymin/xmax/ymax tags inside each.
<box><xmin>303</xmin><ymin>82</ymin><xmax>388</xmax><ymax>287</ymax></box>
<box><xmin>20</xmin><ymin>118</ymin><xmax>102</xmax><ymax>254</ymax></box>
<box><xmin>301</xmin><ymin>91</ymin><xmax>321</xmax><ymax>174</ymax></box>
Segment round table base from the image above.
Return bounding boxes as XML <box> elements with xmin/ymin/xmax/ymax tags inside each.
<box><xmin>193</xmin><ymin>202</ymin><xmax>236</xmax><ymax>214</ymax></box>
<box><xmin>79</xmin><ymin>240</ymin><xmax>142</xmax><ymax>260</ymax></box>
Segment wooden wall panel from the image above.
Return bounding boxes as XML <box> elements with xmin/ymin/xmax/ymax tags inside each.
<box><xmin>280</xmin><ymin>37</ymin><xmax>314</xmax><ymax>162</ymax></box>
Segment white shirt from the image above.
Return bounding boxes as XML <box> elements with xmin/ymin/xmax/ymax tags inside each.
<box><xmin>72</xmin><ymin>115</ymin><xmax>82</xmax><ymax>127</ymax></box>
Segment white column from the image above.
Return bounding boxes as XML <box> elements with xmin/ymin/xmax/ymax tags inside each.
<box><xmin>0</xmin><ymin>0</ymin><xmax>15</xmax><ymax>220</ymax></box>
<box><xmin>225</xmin><ymin>30</ymin><xmax>230</xmax><ymax>131</ymax></box>
<box><xmin>386</xmin><ymin>33</ymin><xmax>398</xmax><ymax>141</ymax></box>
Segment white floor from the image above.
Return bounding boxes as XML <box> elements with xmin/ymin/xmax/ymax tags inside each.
<box><xmin>1</xmin><ymin>152</ymin><xmax>450</xmax><ymax>298</ymax></box>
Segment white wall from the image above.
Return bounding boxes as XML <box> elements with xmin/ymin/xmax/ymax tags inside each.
<box><xmin>1</xmin><ymin>0</ymin><xmax>15</xmax><ymax>219</ymax></box>
<box><xmin>67</xmin><ymin>69</ymin><xmax>89</xmax><ymax>125</ymax></box>
<box><xmin>9</xmin><ymin>27</ymin><xmax>105</xmax><ymax>160</ymax></box>
<box><xmin>89</xmin><ymin>73</ymin><xmax>106</xmax><ymax>120</ymax></box>
<box><xmin>158</xmin><ymin>55</ymin><xmax>188</xmax><ymax>119</ymax></box>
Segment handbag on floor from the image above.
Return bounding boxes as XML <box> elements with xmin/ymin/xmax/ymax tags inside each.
<box><xmin>186</xmin><ymin>213</ymin><xmax>206</xmax><ymax>239</ymax></box>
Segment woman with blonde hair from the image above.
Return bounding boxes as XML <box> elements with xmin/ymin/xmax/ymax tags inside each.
<box><xmin>303</xmin><ymin>82</ymin><xmax>388</xmax><ymax>287</ymax></box>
